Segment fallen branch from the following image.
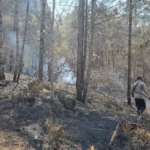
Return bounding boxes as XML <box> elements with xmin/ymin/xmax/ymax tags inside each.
<box><xmin>12</xmin><ymin>83</ymin><xmax>19</xmax><ymax>91</ymax></box>
<box><xmin>109</xmin><ymin>123</ymin><xmax>120</xmax><ymax>145</ymax></box>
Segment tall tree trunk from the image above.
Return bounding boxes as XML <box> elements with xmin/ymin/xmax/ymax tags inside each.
<box><xmin>107</xmin><ymin>47</ymin><xmax>110</xmax><ymax>83</ymax></box>
<box><xmin>48</xmin><ymin>11</ymin><xmax>52</xmax><ymax>82</ymax></box>
<box><xmin>83</xmin><ymin>0</ymin><xmax>96</xmax><ymax>101</ymax></box>
<box><xmin>48</xmin><ymin>61</ymin><xmax>52</xmax><ymax>81</ymax></box>
<box><xmin>76</xmin><ymin>0</ymin><xmax>85</xmax><ymax>102</ymax></box>
<box><xmin>0</xmin><ymin>0</ymin><xmax>5</xmax><ymax>80</ymax></box>
<box><xmin>83</xmin><ymin>0</ymin><xmax>88</xmax><ymax>99</ymax></box>
<box><xmin>142</xmin><ymin>49</ymin><xmax>145</xmax><ymax>79</ymax></box>
<box><xmin>38</xmin><ymin>0</ymin><xmax>46</xmax><ymax>81</ymax></box>
<box><xmin>127</xmin><ymin>0</ymin><xmax>133</xmax><ymax>105</ymax></box>
<box><xmin>133</xmin><ymin>58</ymin><xmax>136</xmax><ymax>79</ymax></box>
<box><xmin>13</xmin><ymin>0</ymin><xmax>19</xmax><ymax>82</ymax></box>
<box><xmin>17</xmin><ymin>0</ymin><xmax>30</xmax><ymax>83</ymax></box>
<box><xmin>9</xmin><ymin>50</ymin><xmax>13</xmax><ymax>72</ymax></box>
<box><xmin>83</xmin><ymin>0</ymin><xmax>88</xmax><ymax>74</ymax></box>
<box><xmin>111</xmin><ymin>47</ymin><xmax>115</xmax><ymax>74</ymax></box>
<box><xmin>51</xmin><ymin>0</ymin><xmax>55</xmax><ymax>99</ymax></box>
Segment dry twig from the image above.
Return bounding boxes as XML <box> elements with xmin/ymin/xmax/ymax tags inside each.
<box><xmin>109</xmin><ymin>123</ymin><xmax>120</xmax><ymax>145</ymax></box>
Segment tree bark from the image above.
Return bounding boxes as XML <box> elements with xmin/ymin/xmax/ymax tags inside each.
<box><xmin>142</xmin><ymin>49</ymin><xmax>145</xmax><ymax>79</ymax></box>
<box><xmin>127</xmin><ymin>0</ymin><xmax>133</xmax><ymax>105</ymax></box>
<box><xmin>76</xmin><ymin>0</ymin><xmax>85</xmax><ymax>102</ymax></box>
<box><xmin>13</xmin><ymin>0</ymin><xmax>19</xmax><ymax>82</ymax></box>
<box><xmin>50</xmin><ymin>0</ymin><xmax>55</xmax><ymax>100</ymax></box>
<box><xmin>83</xmin><ymin>0</ymin><xmax>96</xmax><ymax>101</ymax></box>
<box><xmin>0</xmin><ymin>0</ymin><xmax>5</xmax><ymax>80</ymax></box>
<box><xmin>17</xmin><ymin>0</ymin><xmax>30</xmax><ymax>83</ymax></box>
<box><xmin>47</xmin><ymin>4</ymin><xmax>52</xmax><ymax>82</ymax></box>
<box><xmin>83</xmin><ymin>0</ymin><xmax>88</xmax><ymax>100</ymax></box>
<box><xmin>111</xmin><ymin>46</ymin><xmax>115</xmax><ymax>74</ymax></box>
<box><xmin>38</xmin><ymin>0</ymin><xmax>46</xmax><ymax>81</ymax></box>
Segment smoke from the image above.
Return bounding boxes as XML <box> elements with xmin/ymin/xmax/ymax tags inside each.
<box><xmin>8</xmin><ymin>32</ymin><xmax>76</xmax><ymax>83</ymax></box>
<box><xmin>106</xmin><ymin>69</ymin><xmax>126</xmax><ymax>90</ymax></box>
<box><xmin>57</xmin><ymin>58</ymin><xmax>76</xmax><ymax>84</ymax></box>
<box><xmin>9</xmin><ymin>31</ymin><xmax>48</xmax><ymax>77</ymax></box>
<box><xmin>62</xmin><ymin>71</ymin><xmax>76</xmax><ymax>84</ymax></box>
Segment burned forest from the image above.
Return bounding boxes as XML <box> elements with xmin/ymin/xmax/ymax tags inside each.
<box><xmin>1</xmin><ymin>0</ymin><xmax>150</xmax><ymax>149</ymax></box>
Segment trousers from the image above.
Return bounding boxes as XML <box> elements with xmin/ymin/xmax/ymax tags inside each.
<box><xmin>135</xmin><ymin>98</ymin><xmax>146</xmax><ymax>115</ymax></box>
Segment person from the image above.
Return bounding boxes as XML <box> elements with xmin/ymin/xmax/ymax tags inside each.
<box><xmin>131</xmin><ymin>76</ymin><xmax>150</xmax><ymax>119</ymax></box>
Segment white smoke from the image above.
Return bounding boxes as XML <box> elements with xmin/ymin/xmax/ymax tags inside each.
<box><xmin>57</xmin><ymin>58</ymin><xmax>76</xmax><ymax>84</ymax></box>
<box><xmin>9</xmin><ymin>32</ymin><xmax>76</xmax><ymax>83</ymax></box>
<box><xmin>106</xmin><ymin>69</ymin><xmax>126</xmax><ymax>90</ymax></box>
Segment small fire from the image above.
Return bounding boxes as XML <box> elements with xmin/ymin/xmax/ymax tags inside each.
<box><xmin>90</xmin><ymin>146</ymin><xmax>95</xmax><ymax>150</ymax></box>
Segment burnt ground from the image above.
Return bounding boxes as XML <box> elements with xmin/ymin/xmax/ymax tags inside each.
<box><xmin>0</xmin><ymin>94</ymin><xmax>121</xmax><ymax>150</ymax></box>
<box><xmin>1</xmin><ymin>74</ymin><xmax>150</xmax><ymax>149</ymax></box>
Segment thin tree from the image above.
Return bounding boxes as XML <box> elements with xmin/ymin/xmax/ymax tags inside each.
<box><xmin>13</xmin><ymin>0</ymin><xmax>19</xmax><ymax>82</ymax></box>
<box><xmin>51</xmin><ymin>0</ymin><xmax>55</xmax><ymax>100</ymax></box>
<box><xmin>38</xmin><ymin>0</ymin><xmax>46</xmax><ymax>81</ymax></box>
<box><xmin>76</xmin><ymin>0</ymin><xmax>85</xmax><ymax>102</ymax></box>
<box><xmin>17</xmin><ymin>0</ymin><xmax>30</xmax><ymax>82</ymax></box>
<box><xmin>127</xmin><ymin>0</ymin><xmax>133</xmax><ymax>105</ymax></box>
<box><xmin>142</xmin><ymin>48</ymin><xmax>145</xmax><ymax>79</ymax></box>
<box><xmin>0</xmin><ymin>0</ymin><xmax>5</xmax><ymax>80</ymax></box>
<box><xmin>83</xmin><ymin>0</ymin><xmax>88</xmax><ymax>102</ymax></box>
<box><xmin>83</xmin><ymin>0</ymin><xmax>96</xmax><ymax>101</ymax></box>
<box><xmin>83</xmin><ymin>0</ymin><xmax>88</xmax><ymax>70</ymax></box>
<box><xmin>48</xmin><ymin>10</ymin><xmax>52</xmax><ymax>82</ymax></box>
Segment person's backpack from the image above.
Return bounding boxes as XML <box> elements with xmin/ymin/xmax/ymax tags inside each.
<box><xmin>131</xmin><ymin>82</ymin><xmax>140</xmax><ymax>97</ymax></box>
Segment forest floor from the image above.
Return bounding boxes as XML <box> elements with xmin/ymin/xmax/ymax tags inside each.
<box><xmin>0</xmin><ymin>73</ymin><xmax>150</xmax><ymax>150</ymax></box>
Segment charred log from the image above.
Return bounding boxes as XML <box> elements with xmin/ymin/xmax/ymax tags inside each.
<box><xmin>55</xmin><ymin>90</ymin><xmax>76</xmax><ymax>110</ymax></box>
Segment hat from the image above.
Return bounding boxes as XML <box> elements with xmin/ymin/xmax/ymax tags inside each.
<box><xmin>137</xmin><ymin>76</ymin><xmax>142</xmax><ymax>80</ymax></box>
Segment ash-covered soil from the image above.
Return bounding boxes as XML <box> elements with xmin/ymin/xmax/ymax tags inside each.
<box><xmin>0</xmin><ymin>75</ymin><xmax>144</xmax><ymax>150</ymax></box>
<box><xmin>0</xmin><ymin>92</ymin><xmax>119</xmax><ymax>150</ymax></box>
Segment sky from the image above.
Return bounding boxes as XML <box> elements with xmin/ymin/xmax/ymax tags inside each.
<box><xmin>47</xmin><ymin>0</ymin><xmax>77</xmax><ymax>15</ymax></box>
<box><xmin>47</xmin><ymin>0</ymin><xmax>127</xmax><ymax>15</ymax></box>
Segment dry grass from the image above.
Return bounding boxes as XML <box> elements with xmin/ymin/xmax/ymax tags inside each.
<box><xmin>122</xmin><ymin>121</ymin><xmax>150</xmax><ymax>149</ymax></box>
<box><xmin>54</xmin><ymin>82</ymin><xmax>76</xmax><ymax>94</ymax></box>
<box><xmin>87</xmin><ymin>93</ymin><xmax>126</xmax><ymax>113</ymax></box>
<box><xmin>0</xmin><ymin>131</ymin><xmax>28</xmax><ymax>150</ymax></box>
<box><xmin>42</xmin><ymin>119</ymin><xmax>81</xmax><ymax>150</ymax></box>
